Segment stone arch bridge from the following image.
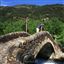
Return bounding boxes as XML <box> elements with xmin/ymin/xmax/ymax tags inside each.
<box><xmin>0</xmin><ymin>31</ymin><xmax>64</xmax><ymax>64</ymax></box>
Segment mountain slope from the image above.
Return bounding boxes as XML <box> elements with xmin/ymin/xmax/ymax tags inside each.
<box><xmin>0</xmin><ymin>4</ymin><xmax>64</xmax><ymax>46</ymax></box>
<box><xmin>0</xmin><ymin>4</ymin><xmax>64</xmax><ymax>21</ymax></box>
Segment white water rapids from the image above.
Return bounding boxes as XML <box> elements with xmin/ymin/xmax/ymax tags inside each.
<box><xmin>35</xmin><ymin>59</ymin><xmax>64</xmax><ymax>64</ymax></box>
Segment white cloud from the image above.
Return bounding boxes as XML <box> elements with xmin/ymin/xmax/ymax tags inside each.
<box><xmin>0</xmin><ymin>0</ymin><xmax>10</xmax><ymax>6</ymax></box>
<box><xmin>0</xmin><ymin>3</ymin><xmax>8</xmax><ymax>6</ymax></box>
<box><xmin>1</xmin><ymin>4</ymin><xmax>8</xmax><ymax>6</ymax></box>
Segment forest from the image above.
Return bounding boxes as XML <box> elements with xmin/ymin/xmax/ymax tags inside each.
<box><xmin>0</xmin><ymin>4</ymin><xmax>64</xmax><ymax>47</ymax></box>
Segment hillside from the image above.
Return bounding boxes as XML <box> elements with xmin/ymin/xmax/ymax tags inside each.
<box><xmin>0</xmin><ymin>4</ymin><xmax>64</xmax><ymax>46</ymax></box>
<box><xmin>0</xmin><ymin>4</ymin><xmax>64</xmax><ymax>21</ymax></box>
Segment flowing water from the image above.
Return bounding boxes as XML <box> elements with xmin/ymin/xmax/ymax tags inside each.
<box><xmin>35</xmin><ymin>58</ymin><xmax>64</xmax><ymax>64</ymax></box>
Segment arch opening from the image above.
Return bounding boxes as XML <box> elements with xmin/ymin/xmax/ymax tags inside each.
<box><xmin>36</xmin><ymin>42</ymin><xmax>55</xmax><ymax>60</ymax></box>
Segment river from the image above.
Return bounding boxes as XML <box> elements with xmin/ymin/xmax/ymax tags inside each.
<box><xmin>35</xmin><ymin>58</ymin><xmax>64</xmax><ymax>64</ymax></box>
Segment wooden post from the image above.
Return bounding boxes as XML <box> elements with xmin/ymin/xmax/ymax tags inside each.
<box><xmin>26</xmin><ymin>17</ymin><xmax>29</xmax><ymax>32</ymax></box>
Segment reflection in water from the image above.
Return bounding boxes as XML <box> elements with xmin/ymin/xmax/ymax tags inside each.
<box><xmin>35</xmin><ymin>59</ymin><xmax>64</xmax><ymax>64</ymax></box>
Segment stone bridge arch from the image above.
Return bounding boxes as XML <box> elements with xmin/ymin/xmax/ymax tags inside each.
<box><xmin>17</xmin><ymin>31</ymin><xmax>64</xmax><ymax>64</ymax></box>
<box><xmin>0</xmin><ymin>31</ymin><xmax>64</xmax><ymax>64</ymax></box>
<box><xmin>32</xmin><ymin>37</ymin><xmax>60</xmax><ymax>60</ymax></box>
<box><xmin>36</xmin><ymin>42</ymin><xmax>55</xmax><ymax>59</ymax></box>
<box><xmin>33</xmin><ymin>37</ymin><xmax>61</xmax><ymax>59</ymax></box>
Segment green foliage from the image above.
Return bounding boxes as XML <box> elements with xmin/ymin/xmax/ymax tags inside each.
<box><xmin>43</xmin><ymin>17</ymin><xmax>64</xmax><ymax>46</ymax></box>
<box><xmin>44</xmin><ymin>17</ymin><xmax>63</xmax><ymax>35</ymax></box>
<box><xmin>0</xmin><ymin>19</ymin><xmax>25</xmax><ymax>35</ymax></box>
<box><xmin>0</xmin><ymin>4</ymin><xmax>64</xmax><ymax>47</ymax></box>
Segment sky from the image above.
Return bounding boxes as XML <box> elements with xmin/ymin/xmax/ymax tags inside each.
<box><xmin>0</xmin><ymin>0</ymin><xmax>64</xmax><ymax>6</ymax></box>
